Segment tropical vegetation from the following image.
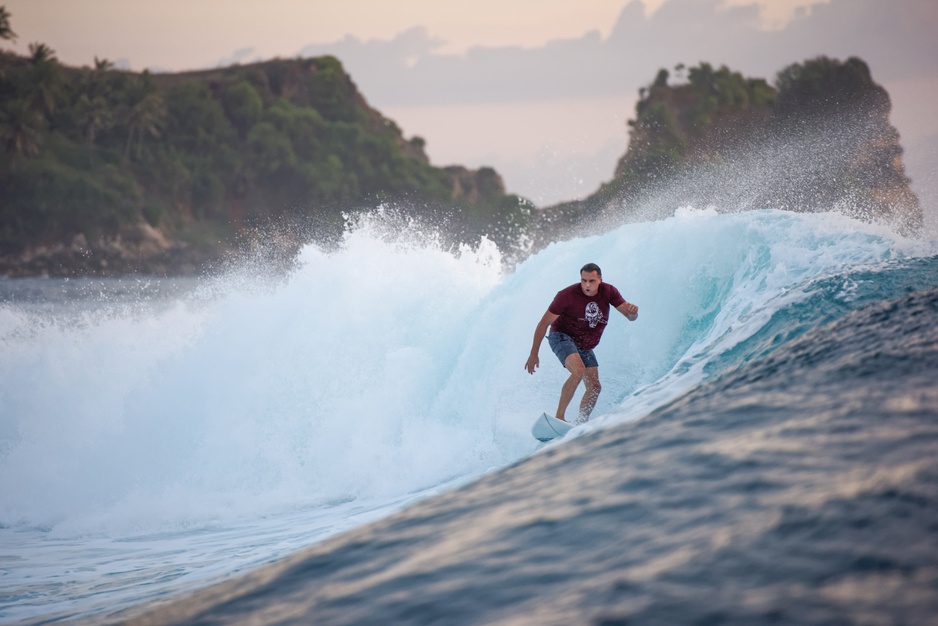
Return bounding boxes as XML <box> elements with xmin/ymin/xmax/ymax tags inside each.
<box><xmin>0</xmin><ymin>7</ymin><xmax>530</xmax><ymax>274</ymax></box>
<box><xmin>539</xmin><ymin>57</ymin><xmax>921</xmax><ymax>240</ymax></box>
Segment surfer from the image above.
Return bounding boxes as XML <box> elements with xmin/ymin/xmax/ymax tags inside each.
<box><xmin>524</xmin><ymin>263</ymin><xmax>638</xmax><ymax>423</ymax></box>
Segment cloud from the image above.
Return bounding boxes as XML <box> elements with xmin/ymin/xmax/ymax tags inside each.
<box><xmin>298</xmin><ymin>26</ymin><xmax>446</xmax><ymax>66</ymax></box>
<box><xmin>215</xmin><ymin>46</ymin><xmax>259</xmax><ymax>68</ymax></box>
<box><xmin>295</xmin><ymin>0</ymin><xmax>938</xmax><ymax>109</ymax></box>
<box><xmin>298</xmin><ymin>27</ymin><xmax>446</xmax><ymax>98</ymax></box>
<box><xmin>291</xmin><ymin>0</ymin><xmax>938</xmax><ymax>207</ymax></box>
<box><xmin>778</xmin><ymin>0</ymin><xmax>938</xmax><ymax>82</ymax></box>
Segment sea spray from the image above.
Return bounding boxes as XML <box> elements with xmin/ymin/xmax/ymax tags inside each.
<box><xmin>0</xmin><ymin>215</ymin><xmax>515</xmax><ymax>535</ymax></box>
<box><xmin>1</xmin><ymin>207</ymin><xmax>936</xmax><ymax>623</ymax></box>
<box><xmin>0</xmin><ymin>209</ymin><xmax>930</xmax><ymax>539</ymax></box>
<box><xmin>545</xmin><ymin>207</ymin><xmax>929</xmax><ymax>431</ymax></box>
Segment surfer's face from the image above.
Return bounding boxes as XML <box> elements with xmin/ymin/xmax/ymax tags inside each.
<box><xmin>580</xmin><ymin>271</ymin><xmax>601</xmax><ymax>297</ymax></box>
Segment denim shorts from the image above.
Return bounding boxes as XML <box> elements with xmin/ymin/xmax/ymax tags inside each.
<box><xmin>548</xmin><ymin>331</ymin><xmax>598</xmax><ymax>368</ymax></box>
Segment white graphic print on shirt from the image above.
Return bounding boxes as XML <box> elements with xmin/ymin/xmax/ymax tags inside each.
<box><xmin>583</xmin><ymin>301</ymin><xmax>604</xmax><ymax>328</ymax></box>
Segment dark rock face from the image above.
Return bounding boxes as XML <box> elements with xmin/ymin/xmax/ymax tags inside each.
<box><xmin>0</xmin><ymin>222</ymin><xmax>228</xmax><ymax>277</ymax></box>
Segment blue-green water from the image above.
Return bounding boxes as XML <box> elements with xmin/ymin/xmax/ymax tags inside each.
<box><xmin>1</xmin><ymin>208</ymin><xmax>937</xmax><ymax>623</ymax></box>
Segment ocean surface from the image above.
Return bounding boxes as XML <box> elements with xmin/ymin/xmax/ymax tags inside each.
<box><xmin>1</xmin><ymin>207</ymin><xmax>937</xmax><ymax>624</ymax></box>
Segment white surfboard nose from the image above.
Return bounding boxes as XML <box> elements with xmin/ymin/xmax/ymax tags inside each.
<box><xmin>531</xmin><ymin>412</ymin><xmax>574</xmax><ymax>442</ymax></box>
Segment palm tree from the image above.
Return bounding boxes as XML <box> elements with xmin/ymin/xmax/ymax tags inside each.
<box><xmin>0</xmin><ymin>5</ymin><xmax>16</xmax><ymax>80</ymax></box>
<box><xmin>27</xmin><ymin>42</ymin><xmax>63</xmax><ymax>118</ymax></box>
<box><xmin>77</xmin><ymin>56</ymin><xmax>115</xmax><ymax>147</ymax></box>
<box><xmin>94</xmin><ymin>56</ymin><xmax>114</xmax><ymax>73</ymax></box>
<box><xmin>77</xmin><ymin>93</ymin><xmax>111</xmax><ymax>147</ymax></box>
<box><xmin>0</xmin><ymin>6</ymin><xmax>17</xmax><ymax>42</ymax></box>
<box><xmin>0</xmin><ymin>98</ymin><xmax>43</xmax><ymax>157</ymax></box>
<box><xmin>28</xmin><ymin>42</ymin><xmax>53</xmax><ymax>62</ymax></box>
<box><xmin>124</xmin><ymin>88</ymin><xmax>166</xmax><ymax>160</ymax></box>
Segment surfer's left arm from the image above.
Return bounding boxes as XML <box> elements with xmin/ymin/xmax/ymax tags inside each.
<box><xmin>616</xmin><ymin>301</ymin><xmax>638</xmax><ymax>321</ymax></box>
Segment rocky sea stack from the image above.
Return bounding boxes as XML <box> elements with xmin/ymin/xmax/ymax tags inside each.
<box><xmin>535</xmin><ymin>57</ymin><xmax>922</xmax><ymax>247</ymax></box>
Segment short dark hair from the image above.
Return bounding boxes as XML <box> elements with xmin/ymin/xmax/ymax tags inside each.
<box><xmin>581</xmin><ymin>263</ymin><xmax>602</xmax><ymax>277</ymax></box>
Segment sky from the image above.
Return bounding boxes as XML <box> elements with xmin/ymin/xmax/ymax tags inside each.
<box><xmin>4</xmin><ymin>0</ymin><xmax>938</xmax><ymax>217</ymax></box>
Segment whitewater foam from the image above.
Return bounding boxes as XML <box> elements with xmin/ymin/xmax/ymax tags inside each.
<box><xmin>1</xmin><ymin>209</ymin><xmax>931</xmax><ymax>538</ymax></box>
<box><xmin>2</xmin><ymin>207</ymin><xmax>937</xmax><ymax>623</ymax></box>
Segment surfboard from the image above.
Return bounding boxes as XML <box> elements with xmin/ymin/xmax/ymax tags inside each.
<box><xmin>531</xmin><ymin>412</ymin><xmax>574</xmax><ymax>442</ymax></box>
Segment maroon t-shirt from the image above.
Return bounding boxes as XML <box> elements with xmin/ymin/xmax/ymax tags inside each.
<box><xmin>548</xmin><ymin>282</ymin><xmax>625</xmax><ymax>350</ymax></box>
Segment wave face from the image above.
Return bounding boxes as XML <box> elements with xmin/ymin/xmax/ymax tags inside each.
<box><xmin>1</xmin><ymin>208</ymin><xmax>936</xmax><ymax>621</ymax></box>
<box><xmin>0</xmin><ymin>209</ymin><xmax>932</xmax><ymax>535</ymax></box>
<box><xmin>141</xmin><ymin>276</ymin><xmax>938</xmax><ymax>626</ymax></box>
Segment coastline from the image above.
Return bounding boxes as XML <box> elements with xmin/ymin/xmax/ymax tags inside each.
<box><xmin>0</xmin><ymin>223</ymin><xmax>231</xmax><ymax>278</ymax></box>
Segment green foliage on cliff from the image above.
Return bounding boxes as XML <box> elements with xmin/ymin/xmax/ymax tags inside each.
<box><xmin>560</xmin><ymin>56</ymin><xmax>920</xmax><ymax>238</ymax></box>
<box><xmin>625</xmin><ymin>62</ymin><xmax>777</xmax><ymax>179</ymax></box>
<box><xmin>0</xmin><ymin>21</ymin><xmax>528</xmax><ymax>262</ymax></box>
<box><xmin>775</xmin><ymin>56</ymin><xmax>889</xmax><ymax>122</ymax></box>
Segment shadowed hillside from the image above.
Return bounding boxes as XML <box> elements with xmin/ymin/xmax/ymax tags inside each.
<box><xmin>0</xmin><ymin>35</ymin><xmax>530</xmax><ymax>276</ymax></box>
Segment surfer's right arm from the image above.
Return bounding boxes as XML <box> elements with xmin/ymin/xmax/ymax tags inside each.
<box><xmin>525</xmin><ymin>310</ymin><xmax>559</xmax><ymax>374</ymax></box>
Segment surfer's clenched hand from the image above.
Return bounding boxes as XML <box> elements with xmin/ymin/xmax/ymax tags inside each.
<box><xmin>618</xmin><ymin>301</ymin><xmax>638</xmax><ymax>321</ymax></box>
